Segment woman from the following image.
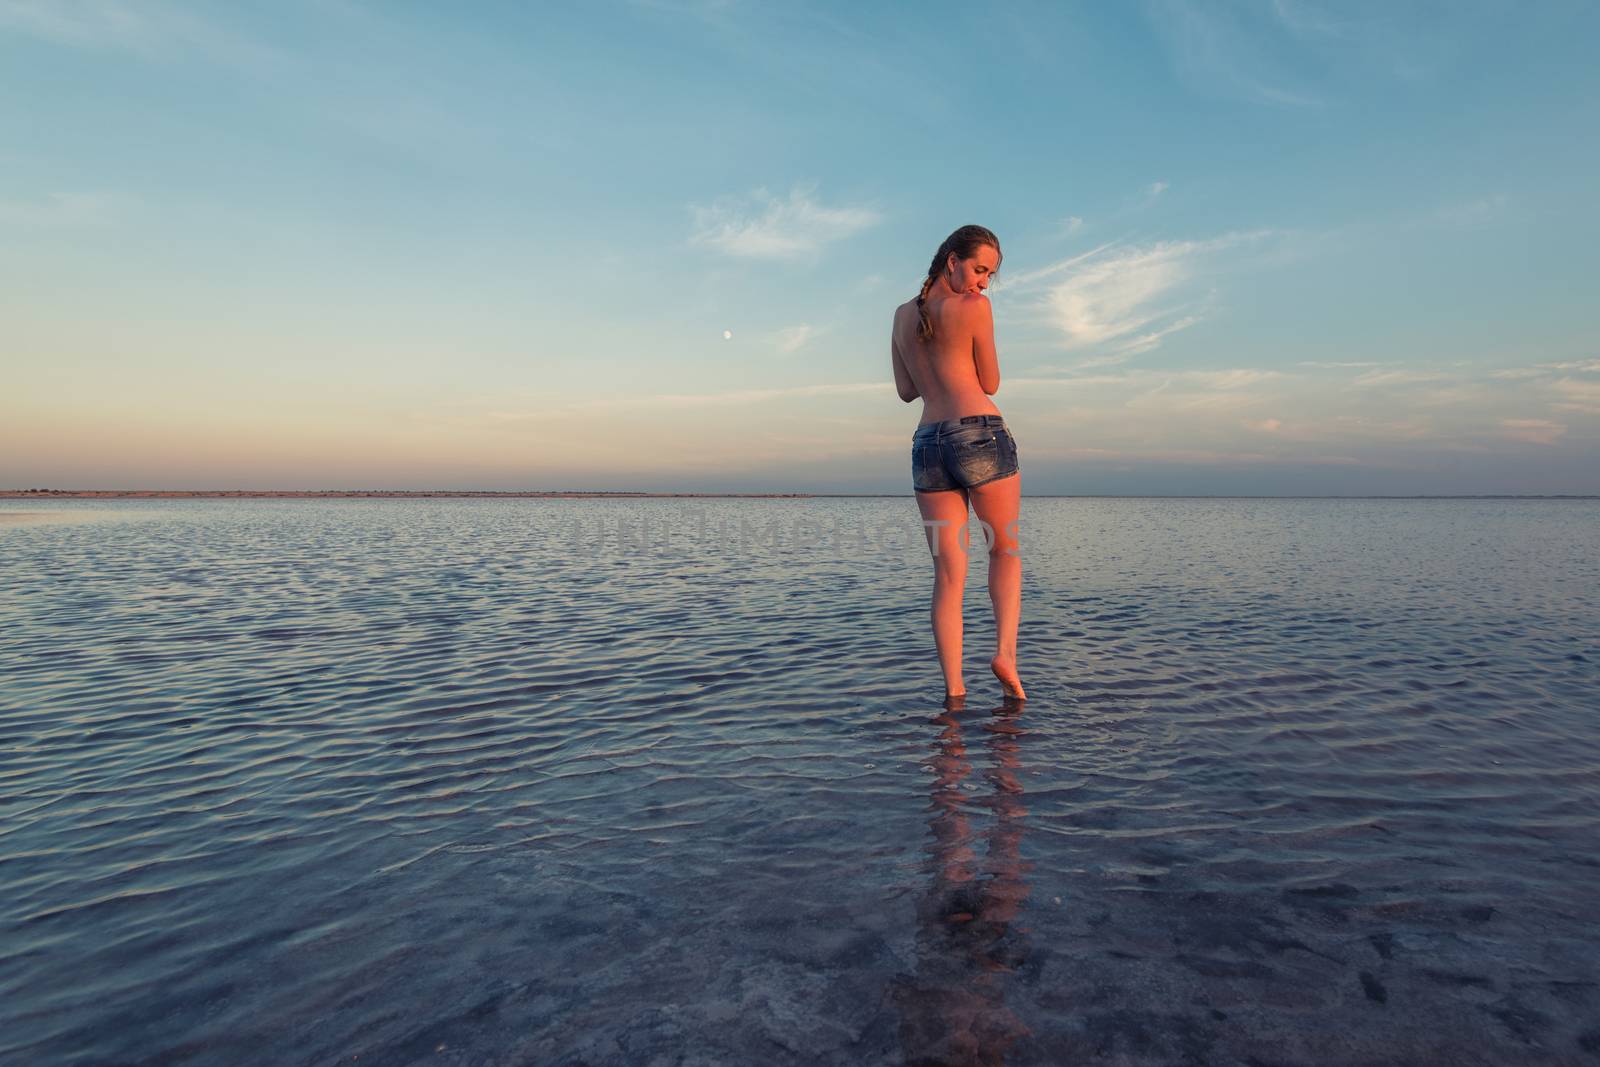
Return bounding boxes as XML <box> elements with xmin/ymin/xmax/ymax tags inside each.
<box><xmin>891</xmin><ymin>225</ymin><xmax>1024</xmax><ymax>700</ymax></box>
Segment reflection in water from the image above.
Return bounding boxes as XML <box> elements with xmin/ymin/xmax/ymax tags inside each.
<box><xmin>894</xmin><ymin>696</ymin><xmax>1033</xmax><ymax>1066</ymax></box>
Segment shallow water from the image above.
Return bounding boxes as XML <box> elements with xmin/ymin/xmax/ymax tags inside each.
<box><xmin>2</xmin><ymin>497</ymin><xmax>1597</xmax><ymax>1065</ymax></box>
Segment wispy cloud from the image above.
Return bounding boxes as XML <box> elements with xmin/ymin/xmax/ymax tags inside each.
<box><xmin>1487</xmin><ymin>358</ymin><xmax>1600</xmax><ymax>379</ymax></box>
<box><xmin>1469</xmin><ymin>357</ymin><xmax>1600</xmax><ymax>420</ymax></box>
<box><xmin>1551</xmin><ymin>378</ymin><xmax>1600</xmax><ymax>415</ymax></box>
<box><xmin>689</xmin><ymin>184</ymin><xmax>880</xmax><ymax>260</ymax></box>
<box><xmin>1353</xmin><ymin>369</ymin><xmax>1446</xmax><ymax>387</ymax></box>
<box><xmin>775</xmin><ymin>324</ymin><xmax>817</xmax><ymax>353</ymax></box>
<box><xmin>1147</xmin><ymin>181</ymin><xmax>1169</xmax><ymax>198</ymax></box>
<box><xmin>1004</xmin><ymin>359</ymin><xmax>1599</xmax><ymax>466</ymax></box>
<box><xmin>1185</xmin><ymin>369</ymin><xmax>1283</xmax><ymax>389</ymax></box>
<box><xmin>1326</xmin><ymin>414</ymin><xmax>1436</xmax><ymax>442</ymax></box>
<box><xmin>1124</xmin><ymin>368</ymin><xmax>1285</xmax><ymax>415</ymax></box>
<box><xmin>1499</xmin><ymin>418</ymin><xmax>1567</xmax><ymax>446</ymax></box>
<box><xmin>1043</xmin><ymin>241</ymin><xmax>1205</xmax><ymax>354</ymax></box>
<box><xmin>1113</xmin><ymin>314</ymin><xmax>1205</xmax><ymax>361</ymax></box>
<box><xmin>1011</xmin><ymin>231</ymin><xmax>1273</xmax><ymax>365</ymax></box>
<box><xmin>1009</xmin><ymin>367</ymin><xmax>1286</xmax><ymax>422</ymax></box>
<box><xmin>990</xmin><ymin>242</ymin><xmax>1117</xmax><ymax>292</ymax></box>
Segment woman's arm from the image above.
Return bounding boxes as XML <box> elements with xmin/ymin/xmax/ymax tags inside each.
<box><xmin>892</xmin><ymin>336</ymin><xmax>920</xmax><ymax>403</ymax></box>
<box><xmin>968</xmin><ymin>296</ymin><xmax>1000</xmax><ymax>395</ymax></box>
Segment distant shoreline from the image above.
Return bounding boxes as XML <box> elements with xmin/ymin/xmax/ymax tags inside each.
<box><xmin>4</xmin><ymin>490</ymin><xmax>1597</xmax><ymax>501</ymax></box>
<box><xmin>0</xmin><ymin>490</ymin><xmax>821</xmax><ymax>499</ymax></box>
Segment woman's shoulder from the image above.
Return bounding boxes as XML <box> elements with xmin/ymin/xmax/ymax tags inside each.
<box><xmin>893</xmin><ymin>293</ymin><xmax>991</xmax><ymax>327</ymax></box>
<box><xmin>933</xmin><ymin>293</ymin><xmax>992</xmax><ymax>323</ymax></box>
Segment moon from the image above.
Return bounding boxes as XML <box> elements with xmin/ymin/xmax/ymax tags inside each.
<box><xmin>723</xmin><ymin>330</ymin><xmax>733</xmax><ymax>341</ymax></box>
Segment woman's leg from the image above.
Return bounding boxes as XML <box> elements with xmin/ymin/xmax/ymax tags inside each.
<box><xmin>915</xmin><ymin>487</ymin><xmax>970</xmax><ymax>696</ymax></box>
<box><xmin>969</xmin><ymin>472</ymin><xmax>1024</xmax><ymax>700</ymax></box>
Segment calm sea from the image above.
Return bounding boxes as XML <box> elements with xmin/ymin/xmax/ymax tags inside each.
<box><xmin>2</xmin><ymin>498</ymin><xmax>1597</xmax><ymax>1065</ymax></box>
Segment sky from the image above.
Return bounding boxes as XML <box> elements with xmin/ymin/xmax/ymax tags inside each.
<box><xmin>3</xmin><ymin>0</ymin><xmax>1598</xmax><ymax>494</ymax></box>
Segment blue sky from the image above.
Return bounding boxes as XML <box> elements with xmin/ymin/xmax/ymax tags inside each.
<box><xmin>3</xmin><ymin>0</ymin><xmax>1597</xmax><ymax>493</ymax></box>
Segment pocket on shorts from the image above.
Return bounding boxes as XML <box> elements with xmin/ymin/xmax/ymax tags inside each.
<box><xmin>948</xmin><ymin>433</ymin><xmax>1000</xmax><ymax>483</ymax></box>
<box><xmin>952</xmin><ymin>432</ymin><xmax>999</xmax><ymax>461</ymax></box>
<box><xmin>998</xmin><ymin>428</ymin><xmax>1019</xmax><ymax>472</ymax></box>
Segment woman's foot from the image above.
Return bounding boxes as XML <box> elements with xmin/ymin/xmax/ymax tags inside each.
<box><xmin>990</xmin><ymin>655</ymin><xmax>1025</xmax><ymax>700</ymax></box>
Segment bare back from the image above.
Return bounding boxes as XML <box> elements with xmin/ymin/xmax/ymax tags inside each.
<box><xmin>891</xmin><ymin>293</ymin><xmax>1003</xmax><ymax>425</ymax></box>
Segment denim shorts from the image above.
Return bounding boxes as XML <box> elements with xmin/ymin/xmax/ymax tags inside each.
<box><xmin>912</xmin><ymin>414</ymin><xmax>1020</xmax><ymax>493</ymax></box>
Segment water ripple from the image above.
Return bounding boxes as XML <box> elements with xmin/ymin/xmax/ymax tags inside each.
<box><xmin>1</xmin><ymin>497</ymin><xmax>1597</xmax><ymax>1064</ymax></box>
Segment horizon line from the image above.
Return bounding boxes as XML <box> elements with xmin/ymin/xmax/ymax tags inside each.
<box><xmin>5</xmin><ymin>490</ymin><xmax>1599</xmax><ymax>501</ymax></box>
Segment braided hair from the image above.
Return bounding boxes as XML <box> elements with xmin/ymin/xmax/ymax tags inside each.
<box><xmin>915</xmin><ymin>224</ymin><xmax>1002</xmax><ymax>342</ymax></box>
